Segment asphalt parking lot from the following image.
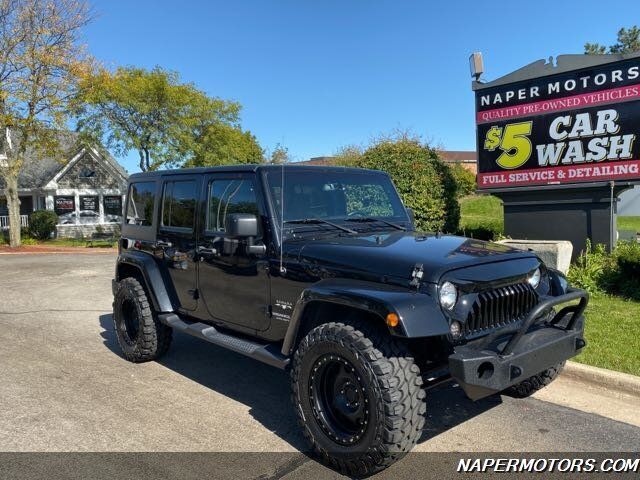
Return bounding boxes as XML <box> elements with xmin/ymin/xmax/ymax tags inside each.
<box><xmin>1</xmin><ymin>253</ymin><xmax>639</xmax><ymax>478</ymax></box>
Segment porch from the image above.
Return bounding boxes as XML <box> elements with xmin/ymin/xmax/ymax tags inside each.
<box><xmin>0</xmin><ymin>215</ymin><xmax>29</xmax><ymax>230</ymax></box>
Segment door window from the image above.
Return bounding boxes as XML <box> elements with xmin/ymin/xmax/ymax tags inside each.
<box><xmin>162</xmin><ymin>180</ymin><xmax>197</xmax><ymax>229</ymax></box>
<box><xmin>126</xmin><ymin>182</ymin><xmax>156</xmax><ymax>226</ymax></box>
<box><xmin>207</xmin><ymin>178</ymin><xmax>259</xmax><ymax>233</ymax></box>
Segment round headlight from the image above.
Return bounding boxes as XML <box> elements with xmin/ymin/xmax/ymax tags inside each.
<box><xmin>439</xmin><ymin>281</ymin><xmax>458</xmax><ymax>310</ymax></box>
<box><xmin>528</xmin><ymin>268</ymin><xmax>541</xmax><ymax>289</ymax></box>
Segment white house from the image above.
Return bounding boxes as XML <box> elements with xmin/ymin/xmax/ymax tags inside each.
<box><xmin>0</xmin><ymin>136</ymin><xmax>128</xmax><ymax>237</ymax></box>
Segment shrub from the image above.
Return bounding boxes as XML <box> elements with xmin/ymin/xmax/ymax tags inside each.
<box><xmin>351</xmin><ymin>136</ymin><xmax>460</xmax><ymax>233</ymax></box>
<box><xmin>567</xmin><ymin>240</ymin><xmax>614</xmax><ymax>294</ymax></box>
<box><xmin>29</xmin><ymin>210</ymin><xmax>58</xmax><ymax>240</ymax></box>
<box><xmin>458</xmin><ymin>224</ymin><xmax>502</xmax><ymax>241</ymax></box>
<box><xmin>21</xmin><ymin>236</ymin><xmax>38</xmax><ymax>245</ymax></box>
<box><xmin>616</xmin><ymin>241</ymin><xmax>640</xmax><ymax>277</ymax></box>
<box><xmin>568</xmin><ymin>240</ymin><xmax>640</xmax><ymax>299</ymax></box>
<box><xmin>450</xmin><ymin>164</ymin><xmax>477</xmax><ymax>197</ymax></box>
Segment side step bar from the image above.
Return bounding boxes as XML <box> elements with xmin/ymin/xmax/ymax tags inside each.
<box><xmin>158</xmin><ymin>313</ymin><xmax>290</xmax><ymax>370</ymax></box>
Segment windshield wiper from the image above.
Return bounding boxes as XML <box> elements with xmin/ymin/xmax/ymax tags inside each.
<box><xmin>345</xmin><ymin>217</ymin><xmax>407</xmax><ymax>231</ymax></box>
<box><xmin>284</xmin><ymin>218</ymin><xmax>357</xmax><ymax>234</ymax></box>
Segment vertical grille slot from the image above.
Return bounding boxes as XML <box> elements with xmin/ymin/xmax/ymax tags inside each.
<box><xmin>463</xmin><ymin>283</ymin><xmax>537</xmax><ymax>336</ymax></box>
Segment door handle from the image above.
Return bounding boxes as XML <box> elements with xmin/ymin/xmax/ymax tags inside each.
<box><xmin>156</xmin><ymin>240</ymin><xmax>172</xmax><ymax>248</ymax></box>
<box><xmin>197</xmin><ymin>246</ymin><xmax>217</xmax><ymax>255</ymax></box>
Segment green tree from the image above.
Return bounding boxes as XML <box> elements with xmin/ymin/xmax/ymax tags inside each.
<box><xmin>585</xmin><ymin>26</ymin><xmax>640</xmax><ymax>54</ymax></box>
<box><xmin>449</xmin><ymin>163</ymin><xmax>477</xmax><ymax>197</ymax></box>
<box><xmin>76</xmin><ymin>66</ymin><xmax>241</xmax><ymax>171</ymax></box>
<box><xmin>268</xmin><ymin>143</ymin><xmax>290</xmax><ymax>164</ymax></box>
<box><xmin>343</xmin><ymin>133</ymin><xmax>460</xmax><ymax>233</ymax></box>
<box><xmin>182</xmin><ymin>123</ymin><xmax>263</xmax><ymax>167</ymax></box>
<box><xmin>0</xmin><ymin>0</ymin><xmax>91</xmax><ymax>247</ymax></box>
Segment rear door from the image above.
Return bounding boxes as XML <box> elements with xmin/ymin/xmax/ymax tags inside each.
<box><xmin>155</xmin><ymin>175</ymin><xmax>201</xmax><ymax>312</ymax></box>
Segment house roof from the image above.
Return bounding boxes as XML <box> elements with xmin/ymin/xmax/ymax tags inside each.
<box><xmin>0</xmin><ymin>131</ymin><xmax>128</xmax><ymax>189</ymax></box>
<box><xmin>438</xmin><ymin>150</ymin><xmax>477</xmax><ymax>163</ymax></box>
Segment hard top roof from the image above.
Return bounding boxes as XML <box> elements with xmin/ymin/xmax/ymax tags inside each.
<box><xmin>127</xmin><ymin>163</ymin><xmax>385</xmax><ymax>181</ymax></box>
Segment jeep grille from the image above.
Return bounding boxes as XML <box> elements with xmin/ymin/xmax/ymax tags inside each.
<box><xmin>463</xmin><ymin>283</ymin><xmax>538</xmax><ymax>337</ymax></box>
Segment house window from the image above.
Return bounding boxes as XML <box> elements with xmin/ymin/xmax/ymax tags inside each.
<box><xmin>78</xmin><ymin>167</ymin><xmax>96</xmax><ymax>178</ymax></box>
<box><xmin>54</xmin><ymin>196</ymin><xmax>75</xmax><ymax>215</ymax></box>
<box><xmin>104</xmin><ymin>196</ymin><xmax>123</xmax><ymax>224</ymax></box>
<box><xmin>54</xmin><ymin>196</ymin><xmax>76</xmax><ymax>225</ymax></box>
<box><xmin>80</xmin><ymin>196</ymin><xmax>99</xmax><ymax>212</ymax></box>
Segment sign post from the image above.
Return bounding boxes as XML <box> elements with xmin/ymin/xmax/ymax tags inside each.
<box><xmin>473</xmin><ymin>53</ymin><xmax>640</xmax><ymax>257</ymax></box>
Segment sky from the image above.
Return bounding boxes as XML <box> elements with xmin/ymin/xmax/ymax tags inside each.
<box><xmin>84</xmin><ymin>0</ymin><xmax>640</xmax><ymax>173</ymax></box>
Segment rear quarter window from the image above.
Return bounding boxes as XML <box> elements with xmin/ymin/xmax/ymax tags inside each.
<box><xmin>126</xmin><ymin>182</ymin><xmax>156</xmax><ymax>226</ymax></box>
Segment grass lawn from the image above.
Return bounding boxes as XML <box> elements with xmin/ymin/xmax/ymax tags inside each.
<box><xmin>459</xmin><ymin>195</ymin><xmax>503</xmax><ymax>234</ymax></box>
<box><xmin>618</xmin><ymin>216</ymin><xmax>640</xmax><ymax>233</ymax></box>
<box><xmin>460</xmin><ymin>194</ymin><xmax>640</xmax><ymax>235</ymax></box>
<box><xmin>1</xmin><ymin>236</ymin><xmax>116</xmax><ymax>248</ymax></box>
<box><xmin>576</xmin><ymin>293</ymin><xmax>640</xmax><ymax>376</ymax></box>
<box><xmin>42</xmin><ymin>237</ymin><xmax>116</xmax><ymax>248</ymax></box>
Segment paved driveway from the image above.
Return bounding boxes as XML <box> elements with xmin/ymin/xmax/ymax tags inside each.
<box><xmin>0</xmin><ymin>253</ymin><xmax>638</xmax><ymax>477</ymax></box>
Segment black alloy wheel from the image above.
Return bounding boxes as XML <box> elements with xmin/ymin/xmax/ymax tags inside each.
<box><xmin>309</xmin><ymin>354</ymin><xmax>371</xmax><ymax>446</ymax></box>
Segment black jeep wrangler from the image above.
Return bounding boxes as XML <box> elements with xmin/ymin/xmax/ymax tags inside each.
<box><xmin>112</xmin><ymin>165</ymin><xmax>588</xmax><ymax>475</ymax></box>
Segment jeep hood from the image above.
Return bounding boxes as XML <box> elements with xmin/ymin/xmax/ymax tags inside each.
<box><xmin>294</xmin><ymin>231</ymin><xmax>539</xmax><ymax>284</ymax></box>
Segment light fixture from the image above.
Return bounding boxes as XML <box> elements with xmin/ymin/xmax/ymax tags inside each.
<box><xmin>439</xmin><ymin>281</ymin><xmax>458</xmax><ymax>310</ymax></box>
<box><xmin>450</xmin><ymin>321</ymin><xmax>462</xmax><ymax>338</ymax></box>
<box><xmin>528</xmin><ymin>268</ymin><xmax>541</xmax><ymax>289</ymax></box>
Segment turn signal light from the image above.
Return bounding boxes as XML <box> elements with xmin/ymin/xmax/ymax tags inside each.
<box><xmin>385</xmin><ymin>313</ymin><xmax>400</xmax><ymax>328</ymax></box>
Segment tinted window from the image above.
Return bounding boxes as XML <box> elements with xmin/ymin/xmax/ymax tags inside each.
<box><xmin>207</xmin><ymin>178</ymin><xmax>259</xmax><ymax>232</ymax></box>
<box><xmin>126</xmin><ymin>182</ymin><xmax>156</xmax><ymax>226</ymax></box>
<box><xmin>162</xmin><ymin>180</ymin><xmax>197</xmax><ymax>229</ymax></box>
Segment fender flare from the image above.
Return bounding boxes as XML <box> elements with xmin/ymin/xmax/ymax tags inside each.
<box><xmin>281</xmin><ymin>279</ymin><xmax>450</xmax><ymax>355</ymax></box>
<box><xmin>115</xmin><ymin>251</ymin><xmax>175</xmax><ymax>313</ymax></box>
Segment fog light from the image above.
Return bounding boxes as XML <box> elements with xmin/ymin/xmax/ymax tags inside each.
<box><xmin>528</xmin><ymin>268</ymin><xmax>541</xmax><ymax>289</ymax></box>
<box><xmin>449</xmin><ymin>321</ymin><xmax>462</xmax><ymax>338</ymax></box>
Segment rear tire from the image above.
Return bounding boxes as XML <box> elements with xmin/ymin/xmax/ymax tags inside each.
<box><xmin>291</xmin><ymin>320</ymin><xmax>425</xmax><ymax>477</ymax></box>
<box><xmin>112</xmin><ymin>277</ymin><xmax>172</xmax><ymax>362</ymax></box>
<box><xmin>504</xmin><ymin>362</ymin><xmax>565</xmax><ymax>398</ymax></box>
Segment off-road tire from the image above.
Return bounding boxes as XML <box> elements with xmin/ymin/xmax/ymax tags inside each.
<box><xmin>291</xmin><ymin>320</ymin><xmax>426</xmax><ymax>477</ymax></box>
<box><xmin>504</xmin><ymin>362</ymin><xmax>565</xmax><ymax>398</ymax></box>
<box><xmin>112</xmin><ymin>277</ymin><xmax>172</xmax><ymax>362</ymax></box>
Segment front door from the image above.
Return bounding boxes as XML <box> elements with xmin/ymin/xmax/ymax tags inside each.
<box><xmin>197</xmin><ymin>173</ymin><xmax>270</xmax><ymax>331</ymax></box>
<box><xmin>155</xmin><ymin>176</ymin><xmax>200</xmax><ymax>312</ymax></box>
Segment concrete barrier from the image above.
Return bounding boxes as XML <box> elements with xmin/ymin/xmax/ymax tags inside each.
<box><xmin>497</xmin><ymin>239</ymin><xmax>573</xmax><ymax>274</ymax></box>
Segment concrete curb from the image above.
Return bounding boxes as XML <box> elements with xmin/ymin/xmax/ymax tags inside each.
<box><xmin>563</xmin><ymin>361</ymin><xmax>640</xmax><ymax>396</ymax></box>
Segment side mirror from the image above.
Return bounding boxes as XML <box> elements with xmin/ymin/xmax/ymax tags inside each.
<box><xmin>405</xmin><ymin>207</ymin><xmax>415</xmax><ymax>225</ymax></box>
<box><xmin>225</xmin><ymin>213</ymin><xmax>259</xmax><ymax>237</ymax></box>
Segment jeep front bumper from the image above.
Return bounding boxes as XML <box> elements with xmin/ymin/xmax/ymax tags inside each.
<box><xmin>448</xmin><ymin>288</ymin><xmax>588</xmax><ymax>401</ymax></box>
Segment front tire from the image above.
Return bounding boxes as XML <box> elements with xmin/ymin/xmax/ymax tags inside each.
<box><xmin>112</xmin><ymin>277</ymin><xmax>172</xmax><ymax>362</ymax></box>
<box><xmin>291</xmin><ymin>321</ymin><xmax>425</xmax><ymax>477</ymax></box>
<box><xmin>504</xmin><ymin>362</ymin><xmax>565</xmax><ymax>398</ymax></box>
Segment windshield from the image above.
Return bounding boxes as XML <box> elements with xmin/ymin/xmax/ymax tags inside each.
<box><xmin>265</xmin><ymin>169</ymin><xmax>409</xmax><ymax>230</ymax></box>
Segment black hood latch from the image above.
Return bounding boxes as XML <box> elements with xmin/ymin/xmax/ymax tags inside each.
<box><xmin>409</xmin><ymin>263</ymin><xmax>424</xmax><ymax>289</ymax></box>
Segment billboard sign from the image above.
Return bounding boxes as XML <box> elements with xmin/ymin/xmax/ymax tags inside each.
<box><xmin>475</xmin><ymin>56</ymin><xmax>640</xmax><ymax>190</ymax></box>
